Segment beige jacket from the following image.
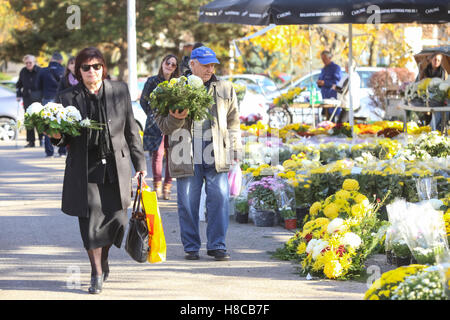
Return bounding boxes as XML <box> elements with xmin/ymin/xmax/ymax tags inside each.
<box><xmin>155</xmin><ymin>78</ymin><xmax>242</xmax><ymax>178</ymax></box>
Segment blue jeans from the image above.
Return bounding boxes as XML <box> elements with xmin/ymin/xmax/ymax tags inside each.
<box><xmin>176</xmin><ymin>163</ymin><xmax>229</xmax><ymax>253</ymax></box>
<box><xmin>42</xmin><ymin>98</ymin><xmax>66</xmax><ymax>156</ymax></box>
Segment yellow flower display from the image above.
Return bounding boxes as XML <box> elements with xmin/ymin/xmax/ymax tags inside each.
<box><xmin>364</xmin><ymin>265</ymin><xmax>426</xmax><ymax>300</ymax></box>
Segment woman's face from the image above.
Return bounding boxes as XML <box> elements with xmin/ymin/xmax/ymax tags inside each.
<box><xmin>431</xmin><ymin>54</ymin><xmax>442</xmax><ymax>69</ymax></box>
<box><xmin>68</xmin><ymin>60</ymin><xmax>75</xmax><ymax>74</ymax></box>
<box><xmin>162</xmin><ymin>57</ymin><xmax>177</xmax><ymax>77</ymax></box>
<box><xmin>80</xmin><ymin>58</ymin><xmax>103</xmax><ymax>86</ymax></box>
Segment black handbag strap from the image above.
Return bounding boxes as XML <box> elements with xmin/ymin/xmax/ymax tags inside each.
<box><xmin>132</xmin><ymin>173</ymin><xmax>145</xmax><ymax>216</ymax></box>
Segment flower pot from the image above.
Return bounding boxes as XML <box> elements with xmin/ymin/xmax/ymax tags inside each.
<box><xmin>284</xmin><ymin>218</ymin><xmax>297</xmax><ymax>230</ymax></box>
<box><xmin>296</xmin><ymin>207</ymin><xmax>309</xmax><ymax>227</ymax></box>
<box><xmin>394</xmin><ymin>255</ymin><xmax>411</xmax><ymax>267</ymax></box>
<box><xmin>235</xmin><ymin>211</ymin><xmax>248</xmax><ymax>224</ymax></box>
<box><xmin>253</xmin><ymin>210</ymin><xmax>275</xmax><ymax>227</ymax></box>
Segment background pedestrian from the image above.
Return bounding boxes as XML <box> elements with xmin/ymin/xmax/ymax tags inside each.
<box><xmin>15</xmin><ymin>54</ymin><xmax>42</xmax><ymax>147</ymax></box>
<box><xmin>140</xmin><ymin>54</ymin><xmax>180</xmax><ymax>200</ymax></box>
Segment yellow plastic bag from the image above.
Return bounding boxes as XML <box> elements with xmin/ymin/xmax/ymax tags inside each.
<box><xmin>141</xmin><ymin>183</ymin><xmax>166</xmax><ymax>263</ymax></box>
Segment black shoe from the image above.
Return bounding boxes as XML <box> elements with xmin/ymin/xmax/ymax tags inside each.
<box><xmin>102</xmin><ymin>259</ymin><xmax>109</xmax><ymax>282</ymax></box>
<box><xmin>207</xmin><ymin>249</ymin><xmax>230</xmax><ymax>261</ymax></box>
<box><xmin>88</xmin><ymin>275</ymin><xmax>103</xmax><ymax>294</ymax></box>
<box><xmin>24</xmin><ymin>142</ymin><xmax>35</xmax><ymax>148</ymax></box>
<box><xmin>185</xmin><ymin>251</ymin><xmax>200</xmax><ymax>260</ymax></box>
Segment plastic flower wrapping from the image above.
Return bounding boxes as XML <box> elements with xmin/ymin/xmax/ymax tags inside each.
<box><xmin>147</xmin><ymin>75</ymin><xmax>214</xmax><ymax>121</ymax></box>
<box><xmin>24</xmin><ymin>102</ymin><xmax>103</xmax><ymax>137</ymax></box>
<box><xmin>405</xmin><ymin>77</ymin><xmax>450</xmax><ymax>107</ymax></box>
<box><xmin>386</xmin><ymin>199</ymin><xmax>449</xmax><ymax>265</ymax></box>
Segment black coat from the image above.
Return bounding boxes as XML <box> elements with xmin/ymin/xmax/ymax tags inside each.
<box><xmin>55</xmin><ymin>80</ymin><xmax>147</xmax><ymax>218</ymax></box>
<box><xmin>37</xmin><ymin>61</ymin><xmax>65</xmax><ymax>100</ymax></box>
<box><xmin>16</xmin><ymin>65</ymin><xmax>41</xmax><ymax>107</ymax></box>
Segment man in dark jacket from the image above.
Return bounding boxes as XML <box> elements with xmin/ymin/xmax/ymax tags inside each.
<box><xmin>36</xmin><ymin>51</ymin><xmax>66</xmax><ymax>157</ymax></box>
<box><xmin>317</xmin><ymin>50</ymin><xmax>342</xmax><ymax>122</ymax></box>
<box><xmin>16</xmin><ymin>54</ymin><xmax>42</xmax><ymax>147</ymax></box>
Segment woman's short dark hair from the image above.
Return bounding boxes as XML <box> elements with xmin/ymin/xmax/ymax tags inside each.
<box><xmin>158</xmin><ymin>54</ymin><xmax>180</xmax><ymax>80</ymax></box>
<box><xmin>74</xmin><ymin>47</ymin><xmax>108</xmax><ymax>82</ymax></box>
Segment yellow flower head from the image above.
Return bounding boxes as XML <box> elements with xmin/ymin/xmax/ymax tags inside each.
<box><xmin>296</xmin><ymin>242</ymin><xmax>307</xmax><ymax>255</ymax></box>
<box><xmin>335</xmin><ymin>189</ymin><xmax>351</xmax><ymax>200</ymax></box>
<box><xmin>351</xmin><ymin>203</ymin><xmax>365</xmax><ymax>218</ymax></box>
<box><xmin>324</xmin><ymin>203</ymin><xmax>339</xmax><ymax>220</ymax></box>
<box><xmin>342</xmin><ymin>179</ymin><xmax>360</xmax><ymax>191</ymax></box>
<box><xmin>323</xmin><ymin>260</ymin><xmax>344</xmax><ymax>279</ymax></box>
<box><xmin>310</xmin><ymin>201</ymin><xmax>322</xmax><ymax>216</ymax></box>
<box><xmin>354</xmin><ymin>193</ymin><xmax>368</xmax><ymax>204</ymax></box>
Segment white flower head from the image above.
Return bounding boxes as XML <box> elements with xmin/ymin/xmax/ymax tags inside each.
<box><xmin>55</xmin><ymin>108</ymin><xmax>68</xmax><ymax>124</ymax></box>
<box><xmin>80</xmin><ymin>118</ymin><xmax>92</xmax><ymax>127</ymax></box>
<box><xmin>65</xmin><ymin>106</ymin><xmax>82</xmax><ymax>121</ymax></box>
<box><xmin>187</xmin><ymin>75</ymin><xmax>204</xmax><ymax>89</ymax></box>
<box><xmin>341</xmin><ymin>232</ymin><xmax>362</xmax><ymax>248</ymax></box>
<box><xmin>45</xmin><ymin>102</ymin><xmax>65</xmax><ymax>114</ymax></box>
<box><xmin>327</xmin><ymin>218</ymin><xmax>345</xmax><ymax>234</ymax></box>
<box><xmin>26</xmin><ymin>102</ymin><xmax>44</xmax><ymax>116</ymax></box>
<box><xmin>311</xmin><ymin>240</ymin><xmax>329</xmax><ymax>260</ymax></box>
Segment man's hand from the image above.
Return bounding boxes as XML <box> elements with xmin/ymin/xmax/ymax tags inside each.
<box><xmin>317</xmin><ymin>80</ymin><xmax>325</xmax><ymax>87</ymax></box>
<box><xmin>169</xmin><ymin>108</ymin><xmax>189</xmax><ymax>119</ymax></box>
<box><xmin>44</xmin><ymin>132</ymin><xmax>62</xmax><ymax>139</ymax></box>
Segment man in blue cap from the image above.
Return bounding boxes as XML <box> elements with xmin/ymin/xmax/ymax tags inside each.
<box><xmin>156</xmin><ymin>46</ymin><xmax>242</xmax><ymax>261</ymax></box>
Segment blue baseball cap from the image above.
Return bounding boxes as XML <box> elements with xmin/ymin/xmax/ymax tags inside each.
<box><xmin>190</xmin><ymin>46</ymin><xmax>220</xmax><ymax>65</ymax></box>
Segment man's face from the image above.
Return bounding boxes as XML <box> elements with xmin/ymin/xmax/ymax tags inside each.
<box><xmin>24</xmin><ymin>59</ymin><xmax>35</xmax><ymax>71</ymax></box>
<box><xmin>190</xmin><ymin>60</ymin><xmax>216</xmax><ymax>83</ymax></box>
<box><xmin>321</xmin><ymin>54</ymin><xmax>331</xmax><ymax>66</ymax></box>
<box><xmin>431</xmin><ymin>54</ymin><xmax>442</xmax><ymax>69</ymax></box>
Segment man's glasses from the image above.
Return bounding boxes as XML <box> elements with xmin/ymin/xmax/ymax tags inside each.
<box><xmin>81</xmin><ymin>63</ymin><xmax>103</xmax><ymax>72</ymax></box>
<box><xmin>165</xmin><ymin>61</ymin><xmax>177</xmax><ymax>68</ymax></box>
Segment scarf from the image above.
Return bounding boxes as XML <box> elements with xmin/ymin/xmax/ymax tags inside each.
<box><xmin>68</xmin><ymin>72</ymin><xmax>78</xmax><ymax>86</ymax></box>
<box><xmin>84</xmin><ymin>83</ymin><xmax>113</xmax><ymax>161</ymax></box>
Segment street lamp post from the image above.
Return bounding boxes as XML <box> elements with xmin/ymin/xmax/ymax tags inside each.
<box><xmin>127</xmin><ymin>0</ymin><xmax>138</xmax><ymax>101</ymax></box>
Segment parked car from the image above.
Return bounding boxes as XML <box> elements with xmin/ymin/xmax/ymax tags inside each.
<box><xmin>219</xmin><ymin>74</ymin><xmax>280</xmax><ymax>97</ymax></box>
<box><xmin>218</xmin><ymin>74</ymin><xmax>284</xmax><ymax>124</ymax></box>
<box><xmin>266</xmin><ymin>67</ymin><xmax>386</xmax><ymax>127</ymax></box>
<box><xmin>131</xmin><ymin>100</ymin><xmax>147</xmax><ymax>132</ymax></box>
<box><xmin>0</xmin><ymin>84</ymin><xmax>23</xmax><ymax>141</ymax></box>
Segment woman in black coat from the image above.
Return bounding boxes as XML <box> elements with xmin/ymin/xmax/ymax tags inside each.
<box><xmin>48</xmin><ymin>47</ymin><xmax>147</xmax><ymax>294</ymax></box>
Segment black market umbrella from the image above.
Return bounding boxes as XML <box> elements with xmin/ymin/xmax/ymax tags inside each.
<box><xmin>199</xmin><ymin>0</ymin><xmax>450</xmax><ymax>129</ymax></box>
<box><xmin>414</xmin><ymin>46</ymin><xmax>450</xmax><ymax>76</ymax></box>
<box><xmin>199</xmin><ymin>0</ymin><xmax>449</xmax><ymax>25</ymax></box>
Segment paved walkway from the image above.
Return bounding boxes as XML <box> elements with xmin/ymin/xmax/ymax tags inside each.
<box><xmin>0</xmin><ymin>134</ymin><xmax>373</xmax><ymax>300</ymax></box>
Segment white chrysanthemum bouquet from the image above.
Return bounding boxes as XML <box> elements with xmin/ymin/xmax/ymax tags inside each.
<box><xmin>148</xmin><ymin>75</ymin><xmax>214</xmax><ymax>121</ymax></box>
<box><xmin>24</xmin><ymin>102</ymin><xmax>103</xmax><ymax>137</ymax></box>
